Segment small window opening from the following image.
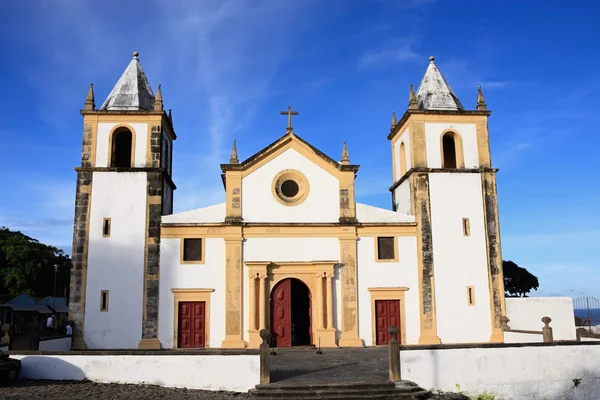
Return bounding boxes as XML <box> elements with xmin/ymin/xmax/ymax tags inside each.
<box><xmin>462</xmin><ymin>218</ymin><xmax>470</xmax><ymax>237</ymax></box>
<box><xmin>442</xmin><ymin>133</ymin><xmax>457</xmax><ymax>169</ymax></box>
<box><xmin>111</xmin><ymin>129</ymin><xmax>133</xmax><ymax>168</ymax></box>
<box><xmin>100</xmin><ymin>290</ymin><xmax>109</xmax><ymax>312</ymax></box>
<box><xmin>183</xmin><ymin>238</ymin><xmax>203</xmax><ymax>262</ymax></box>
<box><xmin>102</xmin><ymin>218</ymin><xmax>111</xmax><ymax>237</ymax></box>
<box><xmin>377</xmin><ymin>237</ymin><xmax>395</xmax><ymax>260</ymax></box>
<box><xmin>467</xmin><ymin>286</ymin><xmax>475</xmax><ymax>306</ymax></box>
<box><xmin>281</xmin><ymin>180</ymin><xmax>299</xmax><ymax>198</ymax></box>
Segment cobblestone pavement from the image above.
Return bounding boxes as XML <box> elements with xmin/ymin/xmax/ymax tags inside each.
<box><xmin>270</xmin><ymin>346</ymin><xmax>388</xmax><ymax>383</ymax></box>
<box><xmin>2</xmin><ymin>380</ymin><xmax>251</xmax><ymax>399</ymax></box>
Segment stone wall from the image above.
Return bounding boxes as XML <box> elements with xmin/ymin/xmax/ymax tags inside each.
<box><xmin>400</xmin><ymin>342</ymin><xmax>600</xmax><ymax>399</ymax></box>
<box><xmin>12</xmin><ymin>353</ymin><xmax>260</xmax><ymax>392</ymax></box>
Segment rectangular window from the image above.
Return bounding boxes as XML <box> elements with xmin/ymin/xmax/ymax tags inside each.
<box><xmin>462</xmin><ymin>218</ymin><xmax>470</xmax><ymax>237</ymax></box>
<box><xmin>377</xmin><ymin>237</ymin><xmax>395</xmax><ymax>260</ymax></box>
<box><xmin>467</xmin><ymin>286</ymin><xmax>475</xmax><ymax>306</ymax></box>
<box><xmin>183</xmin><ymin>238</ymin><xmax>203</xmax><ymax>262</ymax></box>
<box><xmin>100</xmin><ymin>290</ymin><xmax>109</xmax><ymax>312</ymax></box>
<box><xmin>102</xmin><ymin>218</ymin><xmax>111</xmax><ymax>237</ymax></box>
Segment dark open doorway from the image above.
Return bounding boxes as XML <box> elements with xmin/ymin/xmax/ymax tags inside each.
<box><xmin>270</xmin><ymin>278</ymin><xmax>312</xmax><ymax>347</ymax></box>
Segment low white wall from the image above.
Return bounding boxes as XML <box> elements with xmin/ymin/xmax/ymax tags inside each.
<box><xmin>39</xmin><ymin>337</ymin><xmax>72</xmax><ymax>351</ymax></box>
<box><xmin>13</xmin><ymin>354</ymin><xmax>260</xmax><ymax>392</ymax></box>
<box><xmin>506</xmin><ymin>297</ymin><xmax>576</xmax><ymax>341</ymax></box>
<box><xmin>401</xmin><ymin>344</ymin><xmax>600</xmax><ymax>399</ymax></box>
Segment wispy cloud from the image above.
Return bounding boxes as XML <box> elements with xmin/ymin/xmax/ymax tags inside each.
<box><xmin>358</xmin><ymin>39</ymin><xmax>420</xmax><ymax>70</ymax></box>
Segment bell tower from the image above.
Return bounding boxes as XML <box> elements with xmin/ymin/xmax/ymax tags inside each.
<box><xmin>388</xmin><ymin>56</ymin><xmax>506</xmax><ymax>344</ymax></box>
<box><xmin>69</xmin><ymin>52</ymin><xmax>176</xmax><ymax>349</ymax></box>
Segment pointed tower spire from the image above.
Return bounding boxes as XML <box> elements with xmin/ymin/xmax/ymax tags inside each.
<box><xmin>230</xmin><ymin>139</ymin><xmax>239</xmax><ymax>164</ymax></box>
<box><xmin>391</xmin><ymin>111</ymin><xmax>397</xmax><ymax>130</ymax></box>
<box><xmin>84</xmin><ymin>83</ymin><xmax>95</xmax><ymax>110</ymax></box>
<box><xmin>340</xmin><ymin>141</ymin><xmax>350</xmax><ymax>165</ymax></box>
<box><xmin>408</xmin><ymin>84</ymin><xmax>418</xmax><ymax>110</ymax></box>
<box><xmin>477</xmin><ymin>86</ymin><xmax>487</xmax><ymax>111</ymax></box>
<box><xmin>100</xmin><ymin>51</ymin><xmax>156</xmax><ymax>110</ymax></box>
<box><xmin>154</xmin><ymin>84</ymin><xmax>163</xmax><ymax>111</ymax></box>
<box><xmin>415</xmin><ymin>56</ymin><xmax>464</xmax><ymax>110</ymax></box>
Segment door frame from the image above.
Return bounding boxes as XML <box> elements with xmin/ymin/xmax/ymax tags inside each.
<box><xmin>171</xmin><ymin>288</ymin><xmax>214</xmax><ymax>348</ymax></box>
<box><xmin>247</xmin><ymin>261</ymin><xmax>337</xmax><ymax>347</ymax></box>
<box><xmin>368</xmin><ymin>287</ymin><xmax>408</xmax><ymax>345</ymax></box>
<box><xmin>270</xmin><ymin>277</ymin><xmax>313</xmax><ymax>347</ymax></box>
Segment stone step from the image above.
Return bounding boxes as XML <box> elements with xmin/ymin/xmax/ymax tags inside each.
<box><xmin>249</xmin><ymin>380</ymin><xmax>431</xmax><ymax>399</ymax></box>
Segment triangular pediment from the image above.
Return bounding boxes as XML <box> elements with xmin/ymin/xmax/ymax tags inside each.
<box><xmin>221</xmin><ymin>132</ymin><xmax>359</xmax><ymax>177</ymax></box>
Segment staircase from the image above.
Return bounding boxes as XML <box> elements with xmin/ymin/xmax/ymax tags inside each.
<box><xmin>249</xmin><ymin>379</ymin><xmax>431</xmax><ymax>399</ymax></box>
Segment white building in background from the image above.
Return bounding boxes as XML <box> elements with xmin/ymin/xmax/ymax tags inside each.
<box><xmin>68</xmin><ymin>52</ymin><xmax>535</xmax><ymax>350</ymax></box>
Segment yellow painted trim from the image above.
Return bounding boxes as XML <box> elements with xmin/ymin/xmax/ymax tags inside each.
<box><xmin>391</xmin><ymin>140</ymin><xmax>398</xmax><ymax>183</ymax></box>
<box><xmin>440</xmin><ymin>129</ymin><xmax>465</xmax><ymax>169</ymax></box>
<box><xmin>467</xmin><ymin>286</ymin><xmax>475</xmax><ymax>306</ymax></box>
<box><xmin>271</xmin><ymin>169</ymin><xmax>310</xmax><ymax>207</ymax></box>
<box><xmin>374</xmin><ymin>236</ymin><xmax>399</xmax><ymax>263</ymax></box>
<box><xmin>399</xmin><ymin>142</ymin><xmax>407</xmax><ymax>177</ymax></box>
<box><xmin>225</xmin><ymin>171</ymin><xmax>242</xmax><ymax>220</ymax></box>
<box><xmin>102</xmin><ymin>218</ymin><xmax>111</xmax><ymax>238</ymax></box>
<box><xmin>368</xmin><ymin>287</ymin><xmax>408</xmax><ymax>345</ymax></box>
<box><xmin>171</xmin><ymin>288</ymin><xmax>214</xmax><ymax>348</ymax></box>
<box><xmin>180</xmin><ymin>237</ymin><xmax>206</xmax><ymax>264</ymax></box>
<box><xmin>161</xmin><ymin>224</ymin><xmax>417</xmax><ymax>239</ymax></box>
<box><xmin>100</xmin><ymin>290</ymin><xmax>109</xmax><ymax>312</ymax></box>
<box><xmin>462</xmin><ymin>218</ymin><xmax>470</xmax><ymax>237</ymax></box>
<box><xmin>390</xmin><ymin>113</ymin><xmax>490</xmax><ymax>143</ymax></box>
<box><xmin>107</xmin><ymin>124</ymin><xmax>137</xmax><ymax>168</ymax></box>
<box><xmin>475</xmin><ymin>120</ymin><xmax>491</xmax><ymax>167</ymax></box>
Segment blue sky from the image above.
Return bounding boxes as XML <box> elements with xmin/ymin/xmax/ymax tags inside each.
<box><xmin>0</xmin><ymin>0</ymin><xmax>598</xmax><ymax>298</ymax></box>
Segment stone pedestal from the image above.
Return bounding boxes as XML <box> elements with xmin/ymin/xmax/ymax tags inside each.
<box><xmin>138</xmin><ymin>338</ymin><xmax>161</xmax><ymax>349</ymax></box>
<box><xmin>248</xmin><ymin>330</ymin><xmax>262</xmax><ymax>348</ymax></box>
<box><xmin>315</xmin><ymin>328</ymin><xmax>337</xmax><ymax>348</ymax></box>
<box><xmin>221</xmin><ymin>337</ymin><xmax>247</xmax><ymax>349</ymax></box>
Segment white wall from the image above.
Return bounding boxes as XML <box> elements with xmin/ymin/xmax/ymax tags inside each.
<box><xmin>429</xmin><ymin>173</ymin><xmax>492</xmax><ymax>343</ymax></box>
<box><xmin>242</xmin><ymin>148</ymin><xmax>339</xmax><ymax>223</ymax></box>
<box><xmin>506</xmin><ymin>297</ymin><xmax>577</xmax><ymax>341</ymax></box>
<box><xmin>159</xmin><ymin>238</ymin><xmax>226</xmax><ymax>348</ymax></box>
<box><xmin>39</xmin><ymin>337</ymin><xmax>72</xmax><ymax>351</ymax></box>
<box><xmin>14</xmin><ymin>354</ymin><xmax>259</xmax><ymax>393</ymax></box>
<box><xmin>392</xmin><ymin>128</ymin><xmax>411</xmax><ymax>180</ymax></box>
<box><xmin>357</xmin><ymin>236</ymin><xmax>420</xmax><ymax>345</ymax></box>
<box><xmin>393</xmin><ymin>180</ymin><xmax>411</xmax><ymax>215</ymax></box>
<box><xmin>85</xmin><ymin>172</ymin><xmax>147</xmax><ymax>349</ymax></box>
<box><xmin>242</xmin><ymin>238</ymin><xmax>340</xmax><ymax>343</ymax></box>
<box><xmin>425</xmin><ymin>123</ymin><xmax>479</xmax><ymax>168</ymax></box>
<box><xmin>95</xmin><ymin>122</ymin><xmax>148</xmax><ymax>167</ymax></box>
<box><xmin>401</xmin><ymin>344</ymin><xmax>600</xmax><ymax>399</ymax></box>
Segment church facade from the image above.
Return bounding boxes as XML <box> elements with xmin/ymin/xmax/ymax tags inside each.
<box><xmin>68</xmin><ymin>52</ymin><xmax>506</xmax><ymax>350</ymax></box>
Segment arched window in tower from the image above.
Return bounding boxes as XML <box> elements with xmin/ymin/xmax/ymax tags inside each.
<box><xmin>399</xmin><ymin>142</ymin><xmax>407</xmax><ymax>176</ymax></box>
<box><xmin>111</xmin><ymin>128</ymin><xmax>133</xmax><ymax>168</ymax></box>
<box><xmin>442</xmin><ymin>132</ymin><xmax>458</xmax><ymax>169</ymax></box>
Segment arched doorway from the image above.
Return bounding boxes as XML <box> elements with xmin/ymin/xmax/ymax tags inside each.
<box><xmin>270</xmin><ymin>278</ymin><xmax>312</xmax><ymax>347</ymax></box>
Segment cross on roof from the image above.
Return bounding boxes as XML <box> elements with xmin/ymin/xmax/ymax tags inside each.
<box><xmin>280</xmin><ymin>106</ymin><xmax>298</xmax><ymax>131</ymax></box>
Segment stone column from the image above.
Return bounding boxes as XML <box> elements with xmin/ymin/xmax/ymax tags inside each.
<box><xmin>326</xmin><ymin>274</ymin><xmax>334</xmax><ymax>330</ymax></box>
<box><xmin>69</xmin><ymin>169</ymin><xmax>93</xmax><ymax>350</ymax></box>
<box><xmin>338</xmin><ymin>228</ymin><xmax>362</xmax><ymax>347</ymax></box>
<box><xmin>316</xmin><ymin>274</ymin><xmax>325</xmax><ymax>330</ymax></box>
<box><xmin>221</xmin><ymin>226</ymin><xmax>245</xmax><ymax>348</ymax></box>
<box><xmin>482</xmin><ymin>171</ymin><xmax>507</xmax><ymax>343</ymax></box>
<box><xmin>249</xmin><ymin>276</ymin><xmax>257</xmax><ymax>331</ymax></box>
<box><xmin>412</xmin><ymin>173</ymin><xmax>441</xmax><ymax>345</ymax></box>
<box><xmin>259</xmin><ymin>275</ymin><xmax>267</xmax><ymax>330</ymax></box>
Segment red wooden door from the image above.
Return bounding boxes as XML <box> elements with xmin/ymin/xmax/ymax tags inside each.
<box><xmin>375</xmin><ymin>300</ymin><xmax>401</xmax><ymax>345</ymax></box>
<box><xmin>178</xmin><ymin>301</ymin><xmax>205</xmax><ymax>348</ymax></box>
<box><xmin>271</xmin><ymin>279</ymin><xmax>292</xmax><ymax>347</ymax></box>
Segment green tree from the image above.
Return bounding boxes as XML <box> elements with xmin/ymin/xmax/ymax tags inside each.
<box><xmin>0</xmin><ymin>227</ymin><xmax>71</xmax><ymax>298</ymax></box>
<box><xmin>503</xmin><ymin>260</ymin><xmax>539</xmax><ymax>297</ymax></box>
